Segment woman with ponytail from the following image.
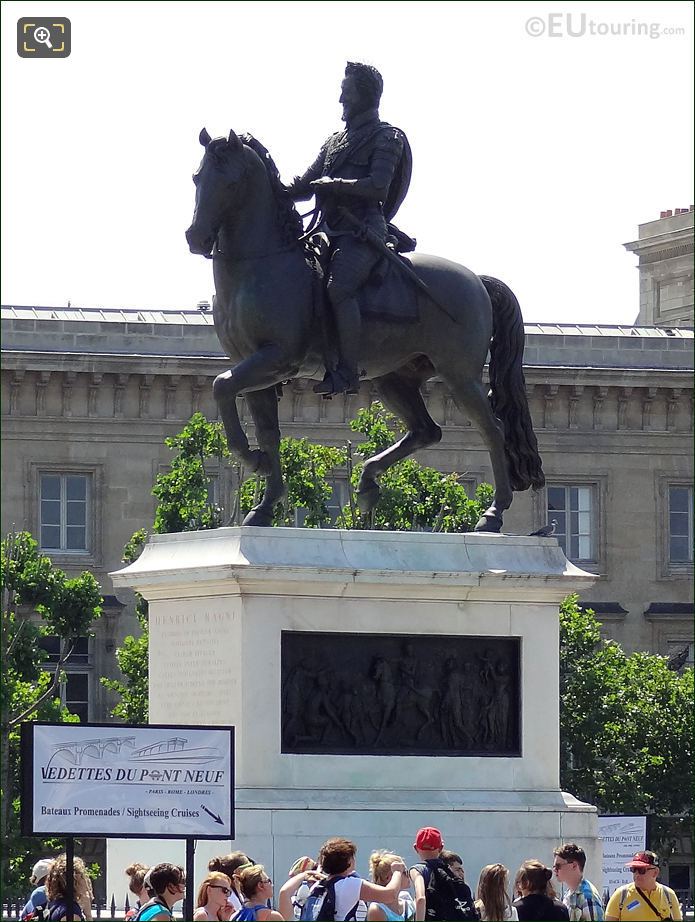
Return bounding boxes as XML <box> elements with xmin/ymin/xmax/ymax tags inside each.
<box><xmin>512</xmin><ymin>861</ymin><xmax>569</xmax><ymax>921</ymax></box>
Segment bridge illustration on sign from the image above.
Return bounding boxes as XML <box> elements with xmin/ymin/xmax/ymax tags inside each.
<box><xmin>49</xmin><ymin>735</ymin><xmax>222</xmax><ymax>767</ymax></box>
<box><xmin>51</xmin><ymin>736</ymin><xmax>137</xmax><ymax>765</ymax></box>
<box><xmin>600</xmin><ymin>820</ymin><xmax>644</xmax><ymax>837</ymax></box>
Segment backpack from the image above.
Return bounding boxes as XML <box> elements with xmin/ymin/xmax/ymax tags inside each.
<box><xmin>21</xmin><ymin>886</ymin><xmax>48</xmax><ymax>921</ymax></box>
<box><xmin>132</xmin><ymin>897</ymin><xmax>172</xmax><ymax>921</ymax></box>
<box><xmin>300</xmin><ymin>877</ymin><xmax>359</xmax><ymax>922</ymax></box>
<box><xmin>46</xmin><ymin>901</ymin><xmax>85</xmax><ymax>922</ymax></box>
<box><xmin>415</xmin><ymin>860</ymin><xmax>480</xmax><ymax>922</ymax></box>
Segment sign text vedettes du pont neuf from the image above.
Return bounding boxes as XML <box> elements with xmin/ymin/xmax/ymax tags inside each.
<box><xmin>41</xmin><ymin>765</ymin><xmax>225</xmax><ymax>784</ymax></box>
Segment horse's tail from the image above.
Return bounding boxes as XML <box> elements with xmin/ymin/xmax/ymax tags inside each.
<box><xmin>479</xmin><ymin>275</ymin><xmax>545</xmax><ymax>492</ymax></box>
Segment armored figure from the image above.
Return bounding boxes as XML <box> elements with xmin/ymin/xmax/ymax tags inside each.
<box><xmin>287</xmin><ymin>62</ymin><xmax>411</xmax><ymax>396</ymax></box>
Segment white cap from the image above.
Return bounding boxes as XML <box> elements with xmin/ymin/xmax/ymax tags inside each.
<box><xmin>31</xmin><ymin>859</ymin><xmax>54</xmax><ymax>884</ymax></box>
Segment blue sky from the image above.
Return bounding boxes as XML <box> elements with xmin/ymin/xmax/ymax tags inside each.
<box><xmin>1</xmin><ymin>1</ymin><xmax>693</xmax><ymax>323</ymax></box>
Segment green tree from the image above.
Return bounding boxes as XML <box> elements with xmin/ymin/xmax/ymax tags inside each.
<box><xmin>0</xmin><ymin>531</ymin><xmax>102</xmax><ymax>894</ymax></box>
<box><xmin>100</xmin><ymin>530</ymin><xmax>150</xmax><ymax>723</ymax></box>
<box><xmin>559</xmin><ymin>594</ymin><xmax>693</xmax><ymax>821</ymax></box>
<box><xmin>152</xmin><ymin>412</ymin><xmax>231</xmax><ymax>533</ymax></box>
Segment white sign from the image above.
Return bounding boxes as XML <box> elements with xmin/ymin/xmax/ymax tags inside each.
<box><xmin>23</xmin><ymin>723</ymin><xmax>234</xmax><ymax>838</ymax></box>
<box><xmin>598</xmin><ymin>815</ymin><xmax>647</xmax><ymax>893</ymax></box>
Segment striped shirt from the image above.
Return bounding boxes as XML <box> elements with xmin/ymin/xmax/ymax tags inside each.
<box><xmin>563</xmin><ymin>878</ymin><xmax>604</xmax><ymax>921</ymax></box>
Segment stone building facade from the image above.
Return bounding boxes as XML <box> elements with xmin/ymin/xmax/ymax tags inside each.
<box><xmin>624</xmin><ymin>206</ymin><xmax>694</xmax><ymax>328</ymax></box>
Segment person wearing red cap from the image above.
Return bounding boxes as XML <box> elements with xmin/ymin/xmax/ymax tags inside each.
<box><xmin>409</xmin><ymin>828</ymin><xmax>477</xmax><ymax>921</ymax></box>
<box><xmin>604</xmin><ymin>852</ymin><xmax>681</xmax><ymax>921</ymax></box>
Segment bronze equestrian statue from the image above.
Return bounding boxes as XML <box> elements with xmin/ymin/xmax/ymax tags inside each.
<box><xmin>185</xmin><ymin>63</ymin><xmax>544</xmax><ymax>532</ymax></box>
<box><xmin>287</xmin><ymin>62</ymin><xmax>412</xmax><ymax>397</ymax></box>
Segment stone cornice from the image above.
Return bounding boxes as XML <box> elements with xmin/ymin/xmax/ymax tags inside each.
<box><xmin>2</xmin><ymin>352</ymin><xmax>693</xmax><ymax>386</ymax></box>
<box><xmin>624</xmin><ymin>224</ymin><xmax>694</xmax><ymax>257</ymax></box>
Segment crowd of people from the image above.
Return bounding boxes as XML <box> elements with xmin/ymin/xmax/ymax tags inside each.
<box><xmin>19</xmin><ymin>833</ymin><xmax>682</xmax><ymax>922</ymax></box>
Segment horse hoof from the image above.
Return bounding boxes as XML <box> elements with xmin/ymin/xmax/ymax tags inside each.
<box><xmin>474</xmin><ymin>512</ymin><xmax>503</xmax><ymax>533</ymax></box>
<box><xmin>357</xmin><ymin>481</ymin><xmax>380</xmax><ymax>515</ymax></box>
<box><xmin>242</xmin><ymin>507</ymin><xmax>274</xmax><ymax>527</ymax></box>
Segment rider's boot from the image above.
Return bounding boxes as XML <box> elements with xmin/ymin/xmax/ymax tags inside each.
<box><xmin>314</xmin><ymin>297</ymin><xmax>361</xmax><ymax>396</ymax></box>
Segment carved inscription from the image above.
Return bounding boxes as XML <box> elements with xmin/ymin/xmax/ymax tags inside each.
<box><xmin>150</xmin><ymin>608</ymin><xmax>234</xmax><ymax>723</ymax></box>
<box><xmin>281</xmin><ymin>632</ymin><xmax>520</xmax><ymax>756</ymax></box>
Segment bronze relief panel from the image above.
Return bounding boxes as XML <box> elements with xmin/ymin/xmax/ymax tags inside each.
<box><xmin>281</xmin><ymin>632</ymin><xmax>521</xmax><ymax>756</ymax></box>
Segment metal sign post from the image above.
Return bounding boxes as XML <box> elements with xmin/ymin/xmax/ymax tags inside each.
<box><xmin>66</xmin><ymin>837</ymin><xmax>75</xmax><ymax>917</ymax></box>
<box><xmin>185</xmin><ymin>838</ymin><xmax>196</xmax><ymax>922</ymax></box>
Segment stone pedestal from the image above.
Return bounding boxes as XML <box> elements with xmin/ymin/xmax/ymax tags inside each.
<box><xmin>109</xmin><ymin>527</ymin><xmax>602</xmax><ymax>896</ymax></box>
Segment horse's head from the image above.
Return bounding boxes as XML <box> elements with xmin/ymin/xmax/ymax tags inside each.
<box><xmin>185</xmin><ymin>127</ymin><xmax>247</xmax><ymax>256</ymax></box>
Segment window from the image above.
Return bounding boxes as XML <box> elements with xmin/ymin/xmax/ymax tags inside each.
<box><xmin>38</xmin><ymin>635</ymin><xmax>91</xmax><ymax>722</ymax></box>
<box><xmin>39</xmin><ymin>473</ymin><xmax>89</xmax><ymax>552</ymax></box>
<box><xmin>669</xmin><ymin>485</ymin><xmax>693</xmax><ymax>564</ymax></box>
<box><xmin>547</xmin><ymin>484</ymin><xmax>595</xmax><ymax>562</ymax></box>
<box><xmin>64</xmin><ymin>673</ymin><xmax>89</xmax><ymax>722</ymax></box>
<box><xmin>326</xmin><ymin>480</ymin><xmax>349</xmax><ymax>524</ymax></box>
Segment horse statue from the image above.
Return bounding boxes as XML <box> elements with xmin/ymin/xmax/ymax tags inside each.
<box><xmin>186</xmin><ymin>129</ymin><xmax>544</xmax><ymax>531</ymax></box>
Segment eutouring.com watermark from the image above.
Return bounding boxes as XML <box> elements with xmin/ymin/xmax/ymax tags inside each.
<box><xmin>525</xmin><ymin>13</ymin><xmax>686</xmax><ymax>39</ymax></box>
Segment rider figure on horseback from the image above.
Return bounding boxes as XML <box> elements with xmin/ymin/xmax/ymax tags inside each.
<box><xmin>287</xmin><ymin>62</ymin><xmax>412</xmax><ymax>396</ymax></box>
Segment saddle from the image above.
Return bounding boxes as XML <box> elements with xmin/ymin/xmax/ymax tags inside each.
<box><xmin>304</xmin><ymin>226</ymin><xmax>420</xmax><ymax>326</ymax></box>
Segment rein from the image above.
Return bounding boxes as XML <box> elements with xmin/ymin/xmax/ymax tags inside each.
<box><xmin>207</xmin><ymin>242</ymin><xmax>300</xmax><ymax>262</ymax></box>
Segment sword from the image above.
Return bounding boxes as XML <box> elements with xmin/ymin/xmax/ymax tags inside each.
<box><xmin>337</xmin><ymin>206</ymin><xmax>458</xmax><ymax>323</ymax></box>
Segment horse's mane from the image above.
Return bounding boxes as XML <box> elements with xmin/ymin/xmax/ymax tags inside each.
<box><xmin>240</xmin><ymin>134</ymin><xmax>304</xmax><ymax>246</ymax></box>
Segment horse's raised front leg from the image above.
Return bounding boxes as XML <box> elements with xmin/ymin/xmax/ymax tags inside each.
<box><xmin>242</xmin><ymin>387</ymin><xmax>285</xmax><ymax>527</ymax></box>
<box><xmin>357</xmin><ymin>371</ymin><xmax>442</xmax><ymax>516</ymax></box>
<box><xmin>213</xmin><ymin>345</ymin><xmax>289</xmax><ymax>473</ymax></box>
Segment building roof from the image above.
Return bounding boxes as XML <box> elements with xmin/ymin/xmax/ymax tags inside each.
<box><xmin>2</xmin><ymin>305</ymin><xmax>693</xmax><ymax>338</ymax></box>
<box><xmin>1</xmin><ymin>305</ymin><xmax>692</xmax><ymax>373</ymax></box>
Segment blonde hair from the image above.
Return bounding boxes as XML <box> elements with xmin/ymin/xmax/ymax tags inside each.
<box><xmin>196</xmin><ymin>872</ymin><xmax>232</xmax><ymax>909</ymax></box>
<box><xmin>369</xmin><ymin>850</ymin><xmax>402</xmax><ymax>886</ymax></box>
<box><xmin>46</xmin><ymin>854</ymin><xmax>92</xmax><ymax>905</ymax></box>
<box><xmin>289</xmin><ymin>856</ymin><xmax>317</xmax><ymax>877</ymax></box>
<box><xmin>476</xmin><ymin>864</ymin><xmax>512</xmax><ymax>921</ymax></box>
<box><xmin>238</xmin><ymin>864</ymin><xmax>270</xmax><ymax>900</ymax></box>
<box><xmin>125</xmin><ymin>863</ymin><xmax>149</xmax><ymax>896</ymax></box>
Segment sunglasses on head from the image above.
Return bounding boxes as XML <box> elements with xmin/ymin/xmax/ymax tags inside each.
<box><xmin>209</xmin><ymin>884</ymin><xmax>232</xmax><ymax>895</ymax></box>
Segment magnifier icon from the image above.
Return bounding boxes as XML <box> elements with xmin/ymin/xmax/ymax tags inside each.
<box><xmin>33</xmin><ymin>25</ymin><xmax>53</xmax><ymax>49</ymax></box>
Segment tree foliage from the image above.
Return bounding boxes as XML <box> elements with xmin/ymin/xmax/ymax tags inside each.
<box><xmin>152</xmin><ymin>412</ymin><xmax>230</xmax><ymax>533</ymax></box>
<box><xmin>559</xmin><ymin>594</ymin><xmax>693</xmax><ymax>817</ymax></box>
<box><xmin>1</xmin><ymin>531</ymin><xmax>102</xmax><ymax>894</ymax></box>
